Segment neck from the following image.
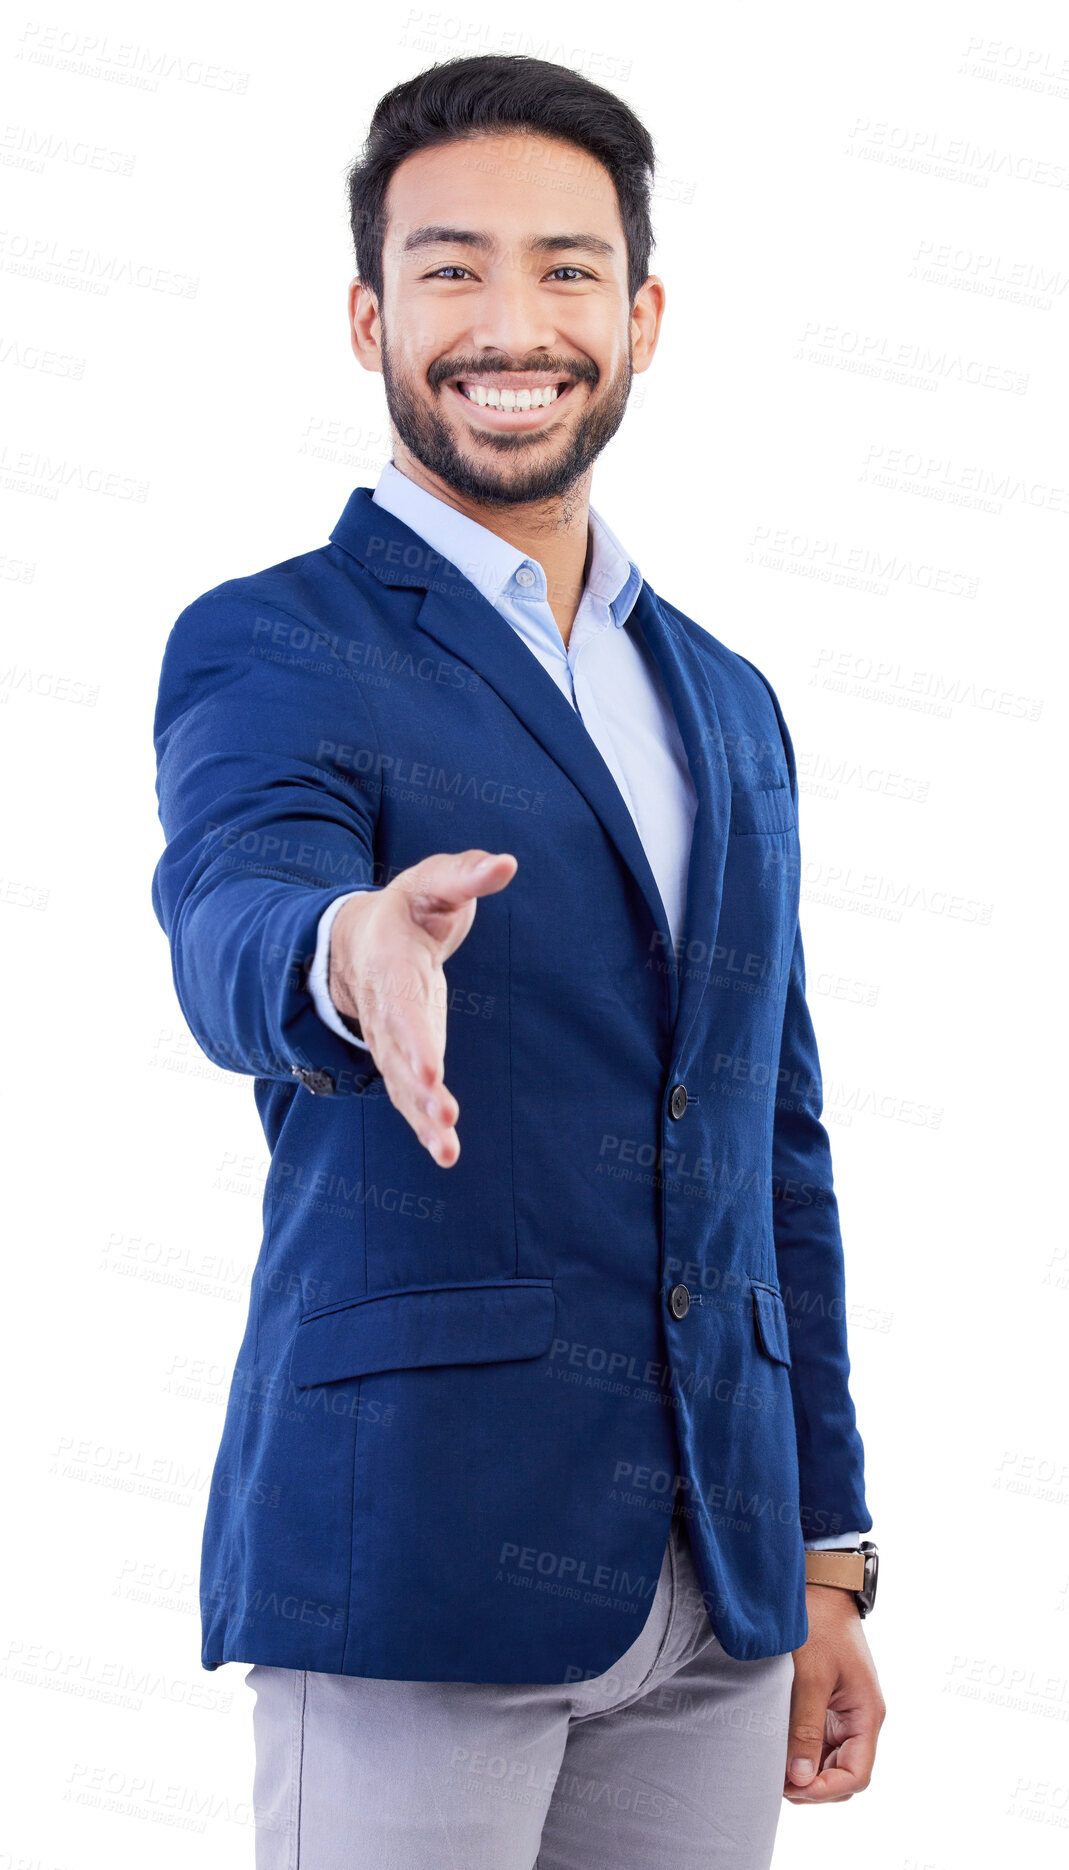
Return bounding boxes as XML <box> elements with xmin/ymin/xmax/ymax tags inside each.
<box><xmin>389</xmin><ymin>447</ymin><xmax>591</xmax><ymax>648</ymax></box>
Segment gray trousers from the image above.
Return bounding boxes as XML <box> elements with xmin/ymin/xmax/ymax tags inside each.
<box><xmin>246</xmin><ymin>1501</ymin><xmax>795</xmax><ymax>1869</ymax></box>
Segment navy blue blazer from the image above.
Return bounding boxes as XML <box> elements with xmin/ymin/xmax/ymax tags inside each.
<box><xmin>151</xmin><ymin>485</ymin><xmax>871</xmax><ymax>1679</ymax></box>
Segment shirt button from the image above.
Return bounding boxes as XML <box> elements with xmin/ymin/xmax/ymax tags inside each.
<box><xmin>668</xmin><ymin>1083</ymin><xmax>689</xmax><ymax>1121</ymax></box>
<box><xmin>514</xmin><ymin>566</ymin><xmax>536</xmax><ymax>587</ymax></box>
<box><xmin>668</xmin><ymin>1284</ymin><xmax>691</xmax><ymax>1320</ymax></box>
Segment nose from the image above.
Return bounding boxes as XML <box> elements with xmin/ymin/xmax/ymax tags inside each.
<box><xmin>465</xmin><ymin>258</ymin><xmax>561</xmax><ymax>365</ymax></box>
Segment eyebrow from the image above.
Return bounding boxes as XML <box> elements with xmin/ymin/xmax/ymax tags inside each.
<box><xmin>401</xmin><ymin>225</ymin><xmax>616</xmax><ymax>260</ymax></box>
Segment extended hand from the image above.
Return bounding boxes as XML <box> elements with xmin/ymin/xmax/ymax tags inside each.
<box><xmin>327</xmin><ymin>848</ymin><xmax>517</xmax><ymax>1167</ymax></box>
<box><xmin>784</xmin><ymin>1585</ymin><xmax>886</xmax><ymax>1802</ymax></box>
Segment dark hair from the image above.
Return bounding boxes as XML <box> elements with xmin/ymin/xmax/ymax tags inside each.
<box><xmin>346</xmin><ymin>55</ymin><xmax>656</xmax><ymax>311</ymax></box>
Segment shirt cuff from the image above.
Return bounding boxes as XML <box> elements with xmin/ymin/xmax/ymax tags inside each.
<box><xmin>803</xmin><ymin>1532</ymin><xmax>863</xmax><ymax>1550</ymax></box>
<box><xmin>308</xmin><ymin>888</ymin><xmax>376</xmax><ymax>1050</ymax></box>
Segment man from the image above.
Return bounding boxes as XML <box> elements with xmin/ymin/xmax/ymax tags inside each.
<box><xmin>151</xmin><ymin>52</ymin><xmax>884</xmax><ymax>1870</ymax></box>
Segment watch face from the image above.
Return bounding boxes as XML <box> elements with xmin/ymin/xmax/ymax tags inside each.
<box><xmin>858</xmin><ymin>1541</ymin><xmax>878</xmax><ymax>1616</ymax></box>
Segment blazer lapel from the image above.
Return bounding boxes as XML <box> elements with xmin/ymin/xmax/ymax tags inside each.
<box><xmin>627</xmin><ymin>585</ymin><xmax>732</xmax><ymax>1061</ymax></box>
<box><xmin>413</xmin><ymin>582</ymin><xmax>680</xmax><ymax>1024</ymax></box>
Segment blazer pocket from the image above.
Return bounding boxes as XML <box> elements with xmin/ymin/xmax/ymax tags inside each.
<box><xmin>289</xmin><ymin>1277</ymin><xmax>557</xmax><ymax>1387</ymax></box>
<box><xmin>730</xmin><ymin>781</ymin><xmax>796</xmax><ymax>836</ymax></box>
<box><xmin>750</xmin><ymin>1278</ymin><xmax>792</xmax><ymax>1366</ymax></box>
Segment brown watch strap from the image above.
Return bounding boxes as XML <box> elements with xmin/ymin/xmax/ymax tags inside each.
<box><xmin>804</xmin><ymin>1549</ymin><xmax>866</xmax><ymax>1591</ymax></box>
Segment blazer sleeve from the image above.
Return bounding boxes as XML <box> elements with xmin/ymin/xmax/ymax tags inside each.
<box><xmin>772</xmin><ymin>910</ymin><xmax>872</xmax><ymax>1538</ymax></box>
<box><xmin>150</xmin><ymin>584</ymin><xmax>385</xmax><ymax>1095</ymax></box>
<box><xmin>737</xmin><ymin>655</ymin><xmax>873</xmax><ymax>1541</ymax></box>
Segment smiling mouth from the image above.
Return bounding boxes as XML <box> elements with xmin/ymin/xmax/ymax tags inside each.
<box><xmin>445</xmin><ymin>376</ymin><xmax>579</xmax><ymax>424</ymax></box>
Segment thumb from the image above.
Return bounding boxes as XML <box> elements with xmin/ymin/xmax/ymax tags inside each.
<box><xmin>786</xmin><ymin>1682</ymin><xmax>829</xmax><ymax>1787</ymax></box>
<box><xmin>400</xmin><ymin>849</ymin><xmax>517</xmax><ymax>956</ymax></box>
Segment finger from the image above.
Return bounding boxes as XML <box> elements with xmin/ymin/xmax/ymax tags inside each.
<box><xmin>413</xmin><ymin>848</ymin><xmax>518</xmax><ymax>904</ymax></box>
<box><xmin>783</xmin><ymin>1764</ymin><xmax>857</xmax><ymax>1802</ymax></box>
<box><xmin>401</xmin><ymin>850</ymin><xmax>518</xmax><ymax>951</ymax></box>
<box><xmin>364</xmin><ymin>1025</ymin><xmax>461</xmax><ymax>1167</ymax></box>
<box><xmin>785</xmin><ymin>1681</ymin><xmax>831</xmax><ymax>1792</ymax></box>
<box><xmin>784</xmin><ymin>1723</ymin><xmax>879</xmax><ymax>1803</ymax></box>
<box><xmin>381</xmin><ymin>1061</ymin><xmax>461</xmax><ymax>1167</ymax></box>
<box><xmin>814</xmin><ymin>1724</ymin><xmax>878</xmax><ymax>1792</ymax></box>
<box><xmin>352</xmin><ymin>950</ymin><xmax>448</xmax><ymax>1076</ymax></box>
<box><xmin>464</xmin><ymin>849</ymin><xmax>518</xmax><ymax>895</ymax></box>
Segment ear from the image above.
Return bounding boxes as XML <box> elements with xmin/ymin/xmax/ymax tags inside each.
<box><xmin>631</xmin><ymin>274</ymin><xmax>666</xmax><ymax>376</ymax></box>
<box><xmin>348</xmin><ymin>276</ymin><xmax>383</xmax><ymax>373</ymax></box>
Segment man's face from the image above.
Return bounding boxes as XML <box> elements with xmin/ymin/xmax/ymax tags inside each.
<box><xmin>356</xmin><ymin>132</ymin><xmax>657</xmax><ymax>507</ymax></box>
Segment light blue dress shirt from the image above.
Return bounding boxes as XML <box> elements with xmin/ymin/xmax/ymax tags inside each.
<box><xmin>308</xmin><ymin>458</ymin><xmax>859</xmax><ymax>1552</ymax></box>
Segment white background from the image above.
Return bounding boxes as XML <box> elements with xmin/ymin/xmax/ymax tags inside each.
<box><xmin>1</xmin><ymin>1</ymin><xmax>1065</xmax><ymax>1864</ymax></box>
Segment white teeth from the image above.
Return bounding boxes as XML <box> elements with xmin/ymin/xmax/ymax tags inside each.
<box><xmin>461</xmin><ymin>383</ymin><xmax>561</xmax><ymax>410</ymax></box>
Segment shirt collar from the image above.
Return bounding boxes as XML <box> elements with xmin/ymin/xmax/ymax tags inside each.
<box><xmin>371</xmin><ymin>458</ymin><xmax>642</xmax><ymax>626</ymax></box>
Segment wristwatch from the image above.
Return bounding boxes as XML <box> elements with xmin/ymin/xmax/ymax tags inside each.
<box><xmin>804</xmin><ymin>1540</ymin><xmax>878</xmax><ymax>1617</ymax></box>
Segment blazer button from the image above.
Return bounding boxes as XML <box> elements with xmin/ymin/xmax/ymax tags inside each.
<box><xmin>668</xmin><ymin>1083</ymin><xmax>689</xmax><ymax>1121</ymax></box>
<box><xmin>292</xmin><ymin>1065</ymin><xmax>335</xmax><ymax>1095</ymax></box>
<box><xmin>668</xmin><ymin>1283</ymin><xmax>691</xmax><ymax>1319</ymax></box>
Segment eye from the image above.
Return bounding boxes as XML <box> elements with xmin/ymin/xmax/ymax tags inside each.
<box><xmin>421</xmin><ymin>264</ymin><xmax>594</xmax><ymax>282</ymax></box>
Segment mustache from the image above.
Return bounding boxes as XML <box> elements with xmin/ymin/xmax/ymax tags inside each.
<box><xmin>428</xmin><ymin>357</ymin><xmax>599</xmax><ymax>390</ymax></box>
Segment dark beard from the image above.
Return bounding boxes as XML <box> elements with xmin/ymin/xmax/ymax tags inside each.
<box><xmin>379</xmin><ymin>329</ymin><xmax>632</xmax><ymax>509</ymax></box>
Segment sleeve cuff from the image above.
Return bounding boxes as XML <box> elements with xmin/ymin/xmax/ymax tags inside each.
<box><xmin>308</xmin><ymin>888</ymin><xmax>377</xmax><ymax>1050</ymax></box>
